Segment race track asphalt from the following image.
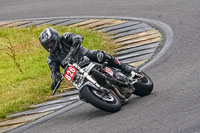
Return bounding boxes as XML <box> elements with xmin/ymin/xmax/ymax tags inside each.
<box><xmin>1</xmin><ymin>0</ymin><xmax>200</xmax><ymax>133</ymax></box>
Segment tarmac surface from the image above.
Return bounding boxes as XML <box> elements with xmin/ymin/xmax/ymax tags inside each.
<box><xmin>1</xmin><ymin>0</ymin><xmax>200</xmax><ymax>133</ymax></box>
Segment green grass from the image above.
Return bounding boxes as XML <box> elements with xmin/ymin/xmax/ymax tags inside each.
<box><xmin>0</xmin><ymin>25</ymin><xmax>115</xmax><ymax>119</ymax></box>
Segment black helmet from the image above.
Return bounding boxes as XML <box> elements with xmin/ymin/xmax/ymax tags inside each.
<box><xmin>39</xmin><ymin>27</ymin><xmax>60</xmax><ymax>53</ymax></box>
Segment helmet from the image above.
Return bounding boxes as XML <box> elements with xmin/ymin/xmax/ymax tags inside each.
<box><xmin>39</xmin><ymin>27</ymin><xmax>60</xmax><ymax>53</ymax></box>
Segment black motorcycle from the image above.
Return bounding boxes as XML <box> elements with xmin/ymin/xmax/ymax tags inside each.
<box><xmin>52</xmin><ymin>46</ymin><xmax>153</xmax><ymax>113</ymax></box>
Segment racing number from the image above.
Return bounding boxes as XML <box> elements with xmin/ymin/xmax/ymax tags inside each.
<box><xmin>64</xmin><ymin>65</ymin><xmax>77</xmax><ymax>82</ymax></box>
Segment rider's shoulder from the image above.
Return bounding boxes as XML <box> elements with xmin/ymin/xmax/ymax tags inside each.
<box><xmin>62</xmin><ymin>32</ymin><xmax>74</xmax><ymax>39</ymax></box>
<box><xmin>62</xmin><ymin>32</ymin><xmax>83</xmax><ymax>43</ymax></box>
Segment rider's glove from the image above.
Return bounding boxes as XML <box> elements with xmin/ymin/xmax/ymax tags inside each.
<box><xmin>51</xmin><ymin>72</ymin><xmax>62</xmax><ymax>90</ymax></box>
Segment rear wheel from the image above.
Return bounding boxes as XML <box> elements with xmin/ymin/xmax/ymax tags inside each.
<box><xmin>80</xmin><ymin>86</ymin><xmax>121</xmax><ymax>113</ymax></box>
<box><xmin>133</xmin><ymin>71</ymin><xmax>153</xmax><ymax>96</ymax></box>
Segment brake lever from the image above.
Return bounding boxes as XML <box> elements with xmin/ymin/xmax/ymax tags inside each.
<box><xmin>52</xmin><ymin>75</ymin><xmax>64</xmax><ymax>95</ymax></box>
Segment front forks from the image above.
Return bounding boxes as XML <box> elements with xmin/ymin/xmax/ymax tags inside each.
<box><xmin>72</xmin><ymin>63</ymin><xmax>110</xmax><ymax>95</ymax></box>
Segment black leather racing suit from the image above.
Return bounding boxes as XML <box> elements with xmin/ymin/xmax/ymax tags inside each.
<box><xmin>48</xmin><ymin>32</ymin><xmax>133</xmax><ymax>89</ymax></box>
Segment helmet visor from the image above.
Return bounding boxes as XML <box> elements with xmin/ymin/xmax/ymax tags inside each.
<box><xmin>43</xmin><ymin>40</ymin><xmax>56</xmax><ymax>52</ymax></box>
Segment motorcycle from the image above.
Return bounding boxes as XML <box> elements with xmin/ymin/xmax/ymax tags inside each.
<box><xmin>52</xmin><ymin>45</ymin><xmax>153</xmax><ymax>113</ymax></box>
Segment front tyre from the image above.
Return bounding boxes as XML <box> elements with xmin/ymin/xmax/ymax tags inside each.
<box><xmin>80</xmin><ymin>86</ymin><xmax>121</xmax><ymax>113</ymax></box>
<box><xmin>133</xmin><ymin>71</ymin><xmax>153</xmax><ymax>97</ymax></box>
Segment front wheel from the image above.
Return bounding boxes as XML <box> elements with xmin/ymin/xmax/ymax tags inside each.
<box><xmin>133</xmin><ymin>71</ymin><xmax>153</xmax><ymax>97</ymax></box>
<box><xmin>80</xmin><ymin>86</ymin><xmax>121</xmax><ymax>113</ymax></box>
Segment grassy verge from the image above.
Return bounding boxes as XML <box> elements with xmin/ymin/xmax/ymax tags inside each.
<box><xmin>0</xmin><ymin>25</ymin><xmax>115</xmax><ymax>120</ymax></box>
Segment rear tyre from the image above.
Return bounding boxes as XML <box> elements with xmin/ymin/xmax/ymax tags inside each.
<box><xmin>133</xmin><ymin>71</ymin><xmax>153</xmax><ymax>96</ymax></box>
<box><xmin>80</xmin><ymin>86</ymin><xmax>121</xmax><ymax>113</ymax></box>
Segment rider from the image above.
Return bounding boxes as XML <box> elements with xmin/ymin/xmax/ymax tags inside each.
<box><xmin>39</xmin><ymin>27</ymin><xmax>136</xmax><ymax>90</ymax></box>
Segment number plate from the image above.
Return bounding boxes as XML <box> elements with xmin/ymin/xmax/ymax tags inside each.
<box><xmin>64</xmin><ymin>65</ymin><xmax>77</xmax><ymax>82</ymax></box>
